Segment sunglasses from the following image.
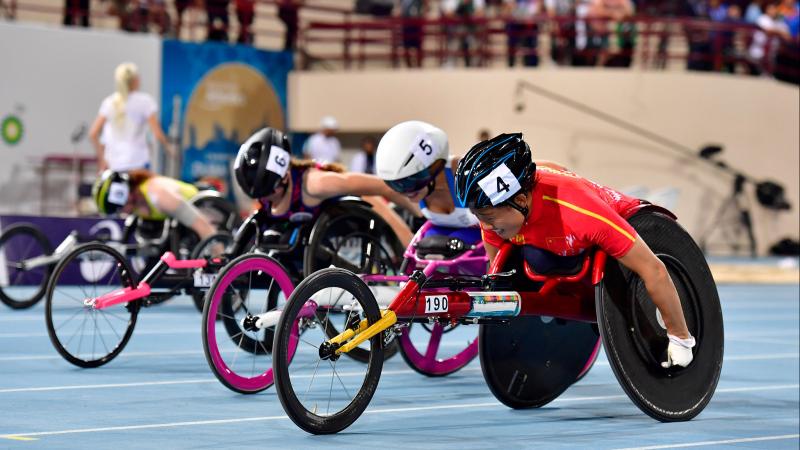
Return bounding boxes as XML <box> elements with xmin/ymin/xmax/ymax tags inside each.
<box><xmin>384</xmin><ymin>159</ymin><xmax>445</xmax><ymax>194</ymax></box>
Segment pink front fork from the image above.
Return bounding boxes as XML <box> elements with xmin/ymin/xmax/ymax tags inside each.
<box><xmin>88</xmin><ymin>252</ymin><xmax>209</xmax><ymax>310</ymax></box>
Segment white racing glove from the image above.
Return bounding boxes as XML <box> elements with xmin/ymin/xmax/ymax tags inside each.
<box><xmin>661</xmin><ymin>334</ymin><xmax>696</xmax><ymax>368</ymax></box>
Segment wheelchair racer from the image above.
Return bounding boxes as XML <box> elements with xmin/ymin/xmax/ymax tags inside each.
<box><xmin>376</xmin><ymin>120</ymin><xmax>571</xmax><ymax>259</ymax></box>
<box><xmin>454</xmin><ymin>133</ymin><xmax>695</xmax><ymax>368</ymax></box>
<box><xmin>234</xmin><ymin>128</ymin><xmax>415</xmax><ymax>247</ymax></box>
<box><xmin>93</xmin><ymin>169</ymin><xmax>218</xmax><ymax>242</ymax></box>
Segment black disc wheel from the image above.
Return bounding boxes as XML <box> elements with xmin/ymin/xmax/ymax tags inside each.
<box><xmin>598</xmin><ymin>211</ymin><xmax>724</xmax><ymax>422</ymax></box>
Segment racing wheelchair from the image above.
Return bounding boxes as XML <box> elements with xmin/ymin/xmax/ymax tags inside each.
<box><xmin>201</xmin><ymin>196</ymin><xmax>407</xmax><ymax>393</ymax></box>
<box><xmin>270</xmin><ymin>205</ymin><xmax>725</xmax><ymax>434</ymax></box>
<box><xmin>0</xmin><ymin>189</ymin><xmax>239</xmax><ymax>310</ymax></box>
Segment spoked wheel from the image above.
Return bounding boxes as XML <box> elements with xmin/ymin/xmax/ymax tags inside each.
<box><xmin>190</xmin><ymin>232</ymin><xmax>234</xmax><ymax>313</ymax></box>
<box><xmin>398</xmin><ymin>321</ymin><xmax>478</xmax><ymax>377</ymax></box>
<box><xmin>304</xmin><ymin>203</ymin><xmax>404</xmax><ymax>363</ymax></box>
<box><xmin>0</xmin><ymin>223</ymin><xmax>53</xmax><ymax>309</ymax></box>
<box><xmin>45</xmin><ymin>243</ymin><xmax>140</xmax><ymax>368</ymax></box>
<box><xmin>273</xmin><ymin>268</ymin><xmax>383</xmax><ymax>435</ymax></box>
<box><xmin>202</xmin><ymin>254</ymin><xmax>294</xmax><ymax>394</ymax></box>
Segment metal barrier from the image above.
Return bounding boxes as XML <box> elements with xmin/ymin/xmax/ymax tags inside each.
<box><xmin>299</xmin><ymin>15</ymin><xmax>799</xmax><ymax>80</ymax></box>
<box><xmin>4</xmin><ymin>0</ymin><xmax>798</xmax><ymax>81</ymax></box>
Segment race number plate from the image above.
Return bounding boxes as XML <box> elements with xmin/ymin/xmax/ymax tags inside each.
<box><xmin>193</xmin><ymin>270</ymin><xmax>216</xmax><ymax>288</ymax></box>
<box><xmin>424</xmin><ymin>295</ymin><xmax>449</xmax><ymax>314</ymax></box>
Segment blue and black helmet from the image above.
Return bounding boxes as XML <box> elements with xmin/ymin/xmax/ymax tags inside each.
<box><xmin>454</xmin><ymin>133</ymin><xmax>536</xmax><ymax>214</ymax></box>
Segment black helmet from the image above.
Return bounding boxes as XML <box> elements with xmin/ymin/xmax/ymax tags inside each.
<box><xmin>92</xmin><ymin>170</ymin><xmax>131</xmax><ymax>215</ymax></box>
<box><xmin>455</xmin><ymin>133</ymin><xmax>536</xmax><ymax>213</ymax></box>
<box><xmin>234</xmin><ymin>128</ymin><xmax>292</xmax><ymax>198</ymax></box>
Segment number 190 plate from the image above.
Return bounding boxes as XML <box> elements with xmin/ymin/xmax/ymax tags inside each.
<box><xmin>424</xmin><ymin>295</ymin><xmax>448</xmax><ymax>314</ymax></box>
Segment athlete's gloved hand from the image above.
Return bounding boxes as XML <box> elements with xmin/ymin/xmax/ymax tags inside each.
<box><xmin>661</xmin><ymin>334</ymin><xmax>696</xmax><ymax>368</ymax></box>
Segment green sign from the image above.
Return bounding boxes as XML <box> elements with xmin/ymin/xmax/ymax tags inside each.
<box><xmin>1</xmin><ymin>115</ymin><xmax>24</xmax><ymax>145</ymax></box>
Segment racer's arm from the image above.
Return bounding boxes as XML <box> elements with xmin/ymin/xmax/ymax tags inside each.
<box><xmin>147</xmin><ymin>180</ymin><xmax>217</xmax><ymax>240</ymax></box>
<box><xmin>306</xmin><ymin>170</ymin><xmax>421</xmax><ymax>216</ymax></box>
<box><xmin>617</xmin><ymin>239</ymin><xmax>690</xmax><ymax>339</ymax></box>
<box><xmin>567</xmin><ymin>190</ymin><xmax>690</xmax><ymax>340</ymax></box>
<box><xmin>89</xmin><ymin>114</ymin><xmax>107</xmax><ymax>172</ymax></box>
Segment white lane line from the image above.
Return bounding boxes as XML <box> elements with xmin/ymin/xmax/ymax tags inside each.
<box><xmin>613</xmin><ymin>434</ymin><xmax>800</xmax><ymax>450</ymax></box>
<box><xmin>1</xmin><ymin>350</ymin><xmax>798</xmax><ymax>393</ymax></box>
<box><xmin>0</xmin><ymin>350</ymin><xmax>202</xmax><ymax>362</ymax></box>
<box><xmin>0</xmin><ymin>368</ymin><xmax>454</xmax><ymax>394</ymax></box>
<box><xmin>0</xmin><ymin>379</ymin><xmax>217</xmax><ymax>394</ymax></box>
<box><xmin>0</xmin><ymin>329</ymin><xmax>198</xmax><ymax>338</ymax></box>
<box><xmin>0</xmin><ymin>384</ymin><xmax>796</xmax><ymax>439</ymax></box>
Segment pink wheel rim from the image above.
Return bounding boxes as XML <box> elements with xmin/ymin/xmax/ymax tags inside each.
<box><xmin>398</xmin><ymin>323</ymin><xmax>478</xmax><ymax>376</ymax></box>
<box><xmin>205</xmin><ymin>256</ymin><xmax>295</xmax><ymax>392</ymax></box>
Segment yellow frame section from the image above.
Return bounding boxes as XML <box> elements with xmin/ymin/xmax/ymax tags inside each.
<box><xmin>331</xmin><ymin>310</ymin><xmax>397</xmax><ymax>355</ymax></box>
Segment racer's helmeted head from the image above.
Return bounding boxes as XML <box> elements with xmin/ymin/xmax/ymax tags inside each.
<box><xmin>376</xmin><ymin>120</ymin><xmax>449</xmax><ymax>203</ymax></box>
<box><xmin>454</xmin><ymin>133</ymin><xmax>536</xmax><ymax>240</ymax></box>
<box><xmin>234</xmin><ymin>128</ymin><xmax>292</xmax><ymax>202</ymax></box>
<box><xmin>92</xmin><ymin>170</ymin><xmax>132</xmax><ymax>216</ymax></box>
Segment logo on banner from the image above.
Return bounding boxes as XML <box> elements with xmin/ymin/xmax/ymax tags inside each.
<box><xmin>180</xmin><ymin>63</ymin><xmax>286</xmax><ymax>199</ymax></box>
<box><xmin>1</xmin><ymin>114</ymin><xmax>24</xmax><ymax>146</ymax></box>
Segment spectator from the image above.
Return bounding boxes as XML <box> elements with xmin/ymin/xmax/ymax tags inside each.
<box><xmin>544</xmin><ymin>0</ymin><xmax>576</xmax><ymax>65</ymax></box>
<box><xmin>719</xmin><ymin>4</ymin><xmax>743</xmax><ymax>72</ymax></box>
<box><xmin>397</xmin><ymin>0</ymin><xmax>426</xmax><ymax>67</ymax></box>
<box><xmin>236</xmin><ymin>0</ymin><xmax>255</xmax><ymax>44</ymax></box>
<box><xmin>778</xmin><ymin>0</ymin><xmax>798</xmax><ymax>18</ymax></box>
<box><xmin>441</xmin><ymin>0</ymin><xmax>486</xmax><ymax>67</ymax></box>
<box><xmin>779</xmin><ymin>0</ymin><xmax>799</xmax><ymax>37</ymax></box>
<box><xmin>748</xmin><ymin>0</ymin><xmax>791</xmax><ymax>74</ymax></box>
<box><xmin>149</xmin><ymin>0</ymin><xmax>173</xmax><ymax>36</ymax></box>
<box><xmin>63</xmin><ymin>0</ymin><xmax>89</xmax><ymax>27</ymax></box>
<box><xmin>174</xmin><ymin>0</ymin><xmax>193</xmax><ymax>38</ymax></box>
<box><xmin>303</xmin><ymin>116</ymin><xmax>342</xmax><ymax>163</ymax></box>
<box><xmin>278</xmin><ymin>0</ymin><xmax>303</xmax><ymax>51</ymax></box>
<box><xmin>590</xmin><ymin>0</ymin><xmax>635</xmax><ymax>67</ymax></box>
<box><xmin>745</xmin><ymin>0</ymin><xmax>766</xmax><ymax>23</ymax></box>
<box><xmin>206</xmin><ymin>0</ymin><xmax>230</xmax><ymax>41</ymax></box>
<box><xmin>504</xmin><ymin>0</ymin><xmax>542</xmax><ymax>67</ymax></box>
<box><xmin>349</xmin><ymin>136</ymin><xmax>378</xmax><ymax>174</ymax></box>
<box><xmin>88</xmin><ymin>63</ymin><xmax>176</xmax><ymax>173</ymax></box>
<box><xmin>573</xmin><ymin>0</ymin><xmax>633</xmax><ymax>66</ymax></box>
<box><xmin>708</xmin><ymin>0</ymin><xmax>728</xmax><ymax>22</ymax></box>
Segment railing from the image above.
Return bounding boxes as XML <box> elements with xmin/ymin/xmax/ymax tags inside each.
<box><xmin>298</xmin><ymin>15</ymin><xmax>800</xmax><ymax>81</ymax></box>
<box><xmin>2</xmin><ymin>0</ymin><xmax>354</xmax><ymax>45</ymax></box>
<box><xmin>3</xmin><ymin>0</ymin><xmax>798</xmax><ymax>82</ymax></box>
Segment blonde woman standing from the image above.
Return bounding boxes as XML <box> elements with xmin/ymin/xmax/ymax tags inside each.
<box><xmin>89</xmin><ymin>62</ymin><xmax>175</xmax><ymax>173</ymax></box>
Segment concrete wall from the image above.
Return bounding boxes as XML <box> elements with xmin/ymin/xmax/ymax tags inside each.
<box><xmin>289</xmin><ymin>68</ymin><xmax>800</xmax><ymax>255</ymax></box>
<box><xmin>0</xmin><ymin>22</ymin><xmax>161</xmax><ymax>215</ymax></box>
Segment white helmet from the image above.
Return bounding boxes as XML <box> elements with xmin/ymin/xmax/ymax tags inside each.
<box><xmin>376</xmin><ymin>120</ymin><xmax>449</xmax><ymax>193</ymax></box>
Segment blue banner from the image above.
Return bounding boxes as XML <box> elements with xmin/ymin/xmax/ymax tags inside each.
<box><xmin>161</xmin><ymin>41</ymin><xmax>292</xmax><ymax>198</ymax></box>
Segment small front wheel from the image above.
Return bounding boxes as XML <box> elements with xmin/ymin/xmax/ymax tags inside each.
<box><xmin>45</xmin><ymin>243</ymin><xmax>140</xmax><ymax>368</ymax></box>
<box><xmin>273</xmin><ymin>268</ymin><xmax>384</xmax><ymax>435</ymax></box>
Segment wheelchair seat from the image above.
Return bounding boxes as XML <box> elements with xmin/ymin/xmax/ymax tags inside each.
<box><xmin>522</xmin><ymin>245</ymin><xmax>584</xmax><ymax>276</ymax></box>
<box><xmin>415</xmin><ymin>234</ymin><xmax>471</xmax><ymax>260</ymax></box>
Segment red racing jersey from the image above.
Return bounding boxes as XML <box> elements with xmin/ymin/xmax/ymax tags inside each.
<box><xmin>481</xmin><ymin>167</ymin><xmax>641</xmax><ymax>258</ymax></box>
